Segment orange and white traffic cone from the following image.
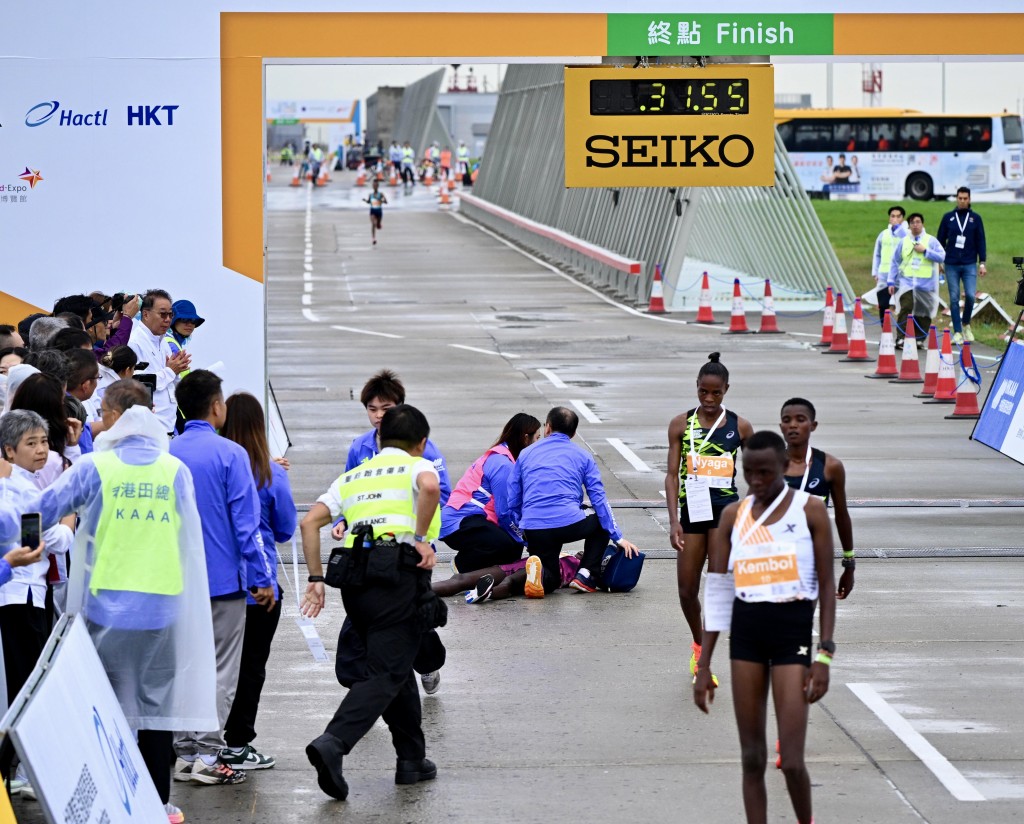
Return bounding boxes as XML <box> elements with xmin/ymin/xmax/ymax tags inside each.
<box><xmin>814</xmin><ymin>287</ymin><xmax>835</xmax><ymax>348</ymax></box>
<box><xmin>266</xmin><ymin>163</ymin><xmax>272</xmax><ymax>183</ymax></box>
<box><xmin>355</xmin><ymin>164</ymin><xmax>367</xmax><ymax>187</ymax></box>
<box><xmin>924</xmin><ymin>329</ymin><xmax>957</xmax><ymax>403</ymax></box>
<box><xmin>289</xmin><ymin>167</ymin><xmax>301</xmax><ymax>187</ymax></box>
<box><xmin>423</xmin><ymin>166</ymin><xmax>435</xmax><ymax>186</ymax></box>
<box><xmin>318</xmin><ymin>162</ymin><xmax>330</xmax><ymax>186</ymax></box>
<box><xmin>757</xmin><ymin>280</ymin><xmax>783</xmax><ymax>334</ymax></box>
<box><xmin>840</xmin><ymin>298</ymin><xmax>871</xmax><ymax>361</ymax></box>
<box><xmin>945</xmin><ymin>342</ymin><xmax>982</xmax><ymax>419</ymax></box>
<box><xmin>914</xmin><ymin>326</ymin><xmax>940</xmax><ymax>397</ymax></box>
<box><xmin>646</xmin><ymin>264</ymin><xmax>667</xmax><ymax>314</ymax></box>
<box><xmin>890</xmin><ymin>319</ymin><xmax>924</xmax><ymax>384</ymax></box>
<box><xmin>447</xmin><ymin>172</ymin><xmax>457</xmax><ymax>192</ymax></box>
<box><xmin>724</xmin><ymin>279</ymin><xmax>749</xmax><ymax>334</ymax></box>
<box><xmin>866</xmin><ymin>309</ymin><xmax>899</xmax><ymax>377</ymax></box>
<box><xmin>824</xmin><ymin>293</ymin><xmax>848</xmax><ymax>354</ymax></box>
<box><xmin>438</xmin><ymin>189</ymin><xmax>451</xmax><ymax>209</ymax></box>
<box><xmin>388</xmin><ymin>169</ymin><xmax>398</xmax><ymax>187</ymax></box>
<box><xmin>695</xmin><ymin>272</ymin><xmax>717</xmax><ymax>324</ymax></box>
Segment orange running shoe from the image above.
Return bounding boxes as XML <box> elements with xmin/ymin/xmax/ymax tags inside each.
<box><xmin>524</xmin><ymin>555</ymin><xmax>545</xmax><ymax>598</ymax></box>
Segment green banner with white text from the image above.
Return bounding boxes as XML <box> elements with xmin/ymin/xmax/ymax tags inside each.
<box><xmin>607</xmin><ymin>13</ymin><xmax>834</xmax><ymax>56</ymax></box>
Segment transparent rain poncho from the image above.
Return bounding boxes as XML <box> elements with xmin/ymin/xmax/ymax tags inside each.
<box><xmin>51</xmin><ymin>406</ymin><xmax>218</xmax><ymax>731</ymax></box>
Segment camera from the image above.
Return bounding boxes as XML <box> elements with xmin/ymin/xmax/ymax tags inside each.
<box><xmin>1014</xmin><ymin>257</ymin><xmax>1024</xmax><ymax>307</ymax></box>
<box><xmin>1013</xmin><ymin>257</ymin><xmax>1023</xmax><ymax>266</ymax></box>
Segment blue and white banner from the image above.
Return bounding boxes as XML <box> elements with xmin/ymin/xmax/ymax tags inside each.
<box><xmin>972</xmin><ymin>340</ymin><xmax>1024</xmax><ymax>465</ymax></box>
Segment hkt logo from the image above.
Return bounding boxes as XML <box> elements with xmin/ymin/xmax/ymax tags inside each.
<box><xmin>19</xmin><ymin>167</ymin><xmax>44</xmax><ymax>188</ymax></box>
<box><xmin>26</xmin><ymin>100</ymin><xmax>108</xmax><ymax>127</ymax></box>
<box><xmin>127</xmin><ymin>104</ymin><xmax>179</xmax><ymax>126</ymax></box>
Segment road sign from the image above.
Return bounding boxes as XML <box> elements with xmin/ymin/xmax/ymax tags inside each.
<box><xmin>564</xmin><ymin>65</ymin><xmax>774</xmax><ymax>188</ymax></box>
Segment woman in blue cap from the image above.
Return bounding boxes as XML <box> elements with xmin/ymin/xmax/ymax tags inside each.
<box><xmin>166</xmin><ymin>300</ymin><xmax>204</xmax><ymax>434</ymax></box>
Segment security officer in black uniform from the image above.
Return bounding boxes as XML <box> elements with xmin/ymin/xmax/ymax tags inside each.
<box><xmin>299</xmin><ymin>405</ymin><xmax>444</xmax><ymax>800</ymax></box>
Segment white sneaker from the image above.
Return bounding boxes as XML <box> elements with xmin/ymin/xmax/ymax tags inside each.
<box><xmin>173</xmin><ymin>757</ymin><xmax>195</xmax><ymax>782</ymax></box>
<box><xmin>20</xmin><ymin>783</ymin><xmax>36</xmax><ymax>801</ymax></box>
<box><xmin>952</xmin><ymin>331</ymin><xmax>964</xmax><ymax>346</ymax></box>
<box><xmin>420</xmin><ymin>670</ymin><xmax>441</xmax><ymax>695</ymax></box>
<box><xmin>964</xmin><ymin>324</ymin><xmax>975</xmax><ymax>342</ymax></box>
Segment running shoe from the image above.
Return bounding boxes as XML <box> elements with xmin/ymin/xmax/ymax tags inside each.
<box><xmin>173</xmin><ymin>757</ymin><xmax>195</xmax><ymax>782</ymax></box>
<box><xmin>6</xmin><ymin>778</ymin><xmax>27</xmax><ymax>796</ymax></box>
<box><xmin>568</xmin><ymin>569</ymin><xmax>597</xmax><ymax>593</ymax></box>
<box><xmin>420</xmin><ymin>670</ymin><xmax>441</xmax><ymax>695</ymax></box>
<box><xmin>190</xmin><ymin>759</ymin><xmax>247</xmax><ymax>785</ymax></box>
<box><xmin>465</xmin><ymin>574</ymin><xmax>494</xmax><ymax>604</ymax></box>
<box><xmin>689</xmin><ymin>642</ymin><xmax>720</xmax><ymax>686</ymax></box>
<box><xmin>524</xmin><ymin>555</ymin><xmax>545</xmax><ymax>598</ymax></box>
<box><xmin>964</xmin><ymin>324</ymin><xmax>975</xmax><ymax>342</ymax></box>
<box><xmin>20</xmin><ymin>783</ymin><xmax>36</xmax><ymax>801</ymax></box>
<box><xmin>165</xmin><ymin>803</ymin><xmax>185</xmax><ymax>824</ymax></box>
<box><xmin>952</xmin><ymin>331</ymin><xmax>964</xmax><ymax>346</ymax></box>
<box><xmin>220</xmin><ymin>745</ymin><xmax>275</xmax><ymax>770</ymax></box>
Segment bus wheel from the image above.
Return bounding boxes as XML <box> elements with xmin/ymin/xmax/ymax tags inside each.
<box><xmin>906</xmin><ymin>173</ymin><xmax>934</xmax><ymax>200</ymax></box>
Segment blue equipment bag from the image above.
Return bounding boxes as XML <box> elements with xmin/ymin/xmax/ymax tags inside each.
<box><xmin>599</xmin><ymin>544</ymin><xmax>645</xmax><ymax>592</ymax></box>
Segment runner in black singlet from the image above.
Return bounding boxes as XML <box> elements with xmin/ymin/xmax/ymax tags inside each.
<box><xmin>779</xmin><ymin>398</ymin><xmax>855</xmax><ymax>600</ymax></box>
<box><xmin>665</xmin><ymin>352</ymin><xmax>754</xmax><ymax>681</ymax></box>
<box><xmin>364</xmin><ymin>180</ymin><xmax>388</xmax><ymax>246</ymax></box>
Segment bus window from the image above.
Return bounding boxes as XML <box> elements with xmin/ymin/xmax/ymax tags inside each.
<box><xmin>899</xmin><ymin>122</ymin><xmax>923</xmax><ymax>151</ymax></box>
<box><xmin>961</xmin><ymin>118</ymin><xmax>991</xmax><ymax>151</ymax></box>
<box><xmin>940</xmin><ymin>122</ymin><xmax>960</xmax><ymax>150</ymax></box>
<box><xmin>871</xmin><ymin>121</ymin><xmax>895</xmax><ymax>151</ymax></box>
<box><xmin>794</xmin><ymin>121</ymin><xmax>833</xmax><ymax>152</ymax></box>
<box><xmin>777</xmin><ymin>121</ymin><xmax>795</xmax><ymax>150</ymax></box>
<box><xmin>1002</xmin><ymin>115</ymin><xmax>1023</xmax><ymax>145</ymax></box>
<box><xmin>834</xmin><ymin>122</ymin><xmax>853</xmax><ymax>152</ymax></box>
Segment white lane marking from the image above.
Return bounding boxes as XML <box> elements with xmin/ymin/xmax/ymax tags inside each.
<box><xmin>330</xmin><ymin>325</ymin><xmax>404</xmax><ymax>339</ymax></box>
<box><xmin>571</xmin><ymin>400</ymin><xmax>601</xmax><ymax>424</ymax></box>
<box><xmin>659</xmin><ymin>490</ymin><xmax>666</xmax><ymax>497</ymax></box>
<box><xmin>847</xmin><ymin>683</ymin><xmax>986</xmax><ymax>802</ymax></box>
<box><xmin>449</xmin><ymin>343</ymin><xmax>520</xmax><ymax>359</ymax></box>
<box><xmin>304</xmin><ymin>282</ymin><xmax>313</xmax><ymax>293</ymax></box>
<box><xmin>537</xmin><ymin>368</ymin><xmax>567</xmax><ymax>388</ymax></box>
<box><xmin>301</xmin><ymin>294</ymin><xmax>311</xmax><ymax>306</ymax></box>
<box><xmin>302</xmin><ymin>308</ymin><xmax>318</xmax><ymax>323</ymax></box>
<box><xmin>302</xmin><ymin>188</ymin><xmax>319</xmax><ymax>323</ymax></box>
<box><xmin>606</xmin><ymin>438</ymin><xmax>652</xmax><ymax>472</ymax></box>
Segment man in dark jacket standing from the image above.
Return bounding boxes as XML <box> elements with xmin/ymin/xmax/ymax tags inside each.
<box><xmin>937</xmin><ymin>186</ymin><xmax>987</xmax><ymax>345</ymax></box>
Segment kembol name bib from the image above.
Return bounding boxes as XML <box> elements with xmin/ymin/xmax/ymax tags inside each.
<box><xmin>732</xmin><ymin>542</ymin><xmax>801</xmax><ymax>602</ymax></box>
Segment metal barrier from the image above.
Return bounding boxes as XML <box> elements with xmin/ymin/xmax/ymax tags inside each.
<box><xmin>459</xmin><ymin>63</ymin><xmax>852</xmax><ymax>310</ymax></box>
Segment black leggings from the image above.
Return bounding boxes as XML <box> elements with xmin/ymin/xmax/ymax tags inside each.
<box><xmin>441</xmin><ymin>515</ymin><xmax>524</xmax><ymax>572</ymax></box>
<box><xmin>523</xmin><ymin>514</ymin><xmax>608</xmax><ymax>593</ymax></box>
<box><xmin>137</xmin><ymin>730</ymin><xmax>173</xmax><ymax>804</ymax></box>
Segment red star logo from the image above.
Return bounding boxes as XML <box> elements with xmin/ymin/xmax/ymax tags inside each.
<box><xmin>18</xmin><ymin>167</ymin><xmax>43</xmax><ymax>189</ymax></box>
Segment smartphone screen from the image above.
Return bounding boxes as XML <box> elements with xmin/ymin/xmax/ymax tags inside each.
<box><xmin>20</xmin><ymin>513</ymin><xmax>41</xmax><ymax>550</ymax></box>
<box><xmin>133</xmin><ymin>373</ymin><xmax>157</xmax><ymax>396</ymax></box>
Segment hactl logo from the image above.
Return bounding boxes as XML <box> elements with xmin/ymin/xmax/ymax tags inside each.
<box><xmin>26</xmin><ymin>100</ymin><xmax>108</xmax><ymax>127</ymax></box>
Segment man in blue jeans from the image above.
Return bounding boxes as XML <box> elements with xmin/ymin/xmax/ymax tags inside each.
<box><xmin>937</xmin><ymin>186</ymin><xmax>987</xmax><ymax>346</ymax></box>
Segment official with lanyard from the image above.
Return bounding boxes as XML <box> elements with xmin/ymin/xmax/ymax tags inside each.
<box><xmin>299</xmin><ymin>405</ymin><xmax>445</xmax><ymax>800</ymax></box>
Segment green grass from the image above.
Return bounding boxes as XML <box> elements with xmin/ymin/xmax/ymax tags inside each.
<box><xmin>811</xmin><ymin>200</ymin><xmax>1024</xmax><ymax>350</ymax></box>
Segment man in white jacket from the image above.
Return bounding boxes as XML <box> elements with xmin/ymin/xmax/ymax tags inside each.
<box><xmin>128</xmin><ymin>290</ymin><xmax>190</xmax><ymax>434</ymax></box>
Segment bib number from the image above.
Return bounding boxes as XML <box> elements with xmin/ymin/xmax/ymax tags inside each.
<box><xmin>732</xmin><ymin>542</ymin><xmax>800</xmax><ymax>602</ymax></box>
<box><xmin>685</xmin><ymin>452</ymin><xmax>734</xmax><ymax>489</ymax></box>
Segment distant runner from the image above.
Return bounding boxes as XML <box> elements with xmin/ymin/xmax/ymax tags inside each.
<box><xmin>364</xmin><ymin>180</ymin><xmax>388</xmax><ymax>246</ymax></box>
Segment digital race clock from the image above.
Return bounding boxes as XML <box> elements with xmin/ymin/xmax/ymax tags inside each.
<box><xmin>591</xmin><ymin>78</ymin><xmax>750</xmax><ymax>116</ymax></box>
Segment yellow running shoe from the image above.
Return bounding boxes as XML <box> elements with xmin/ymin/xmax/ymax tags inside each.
<box><xmin>690</xmin><ymin>642</ymin><xmax>720</xmax><ymax>686</ymax></box>
<box><xmin>524</xmin><ymin>555</ymin><xmax>545</xmax><ymax>599</ymax></box>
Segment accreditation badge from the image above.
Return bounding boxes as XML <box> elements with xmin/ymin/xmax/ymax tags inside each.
<box><xmin>684</xmin><ymin>474</ymin><xmax>713</xmax><ymax>522</ymax></box>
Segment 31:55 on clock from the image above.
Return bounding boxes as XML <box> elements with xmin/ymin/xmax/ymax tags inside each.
<box><xmin>591</xmin><ymin>78</ymin><xmax>750</xmax><ymax>116</ymax></box>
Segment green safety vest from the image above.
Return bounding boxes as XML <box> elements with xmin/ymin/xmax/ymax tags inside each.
<box><xmin>457</xmin><ymin>146</ymin><xmax>468</xmax><ymax>160</ymax></box>
<box><xmin>91</xmin><ymin>451</ymin><xmax>183</xmax><ymax>595</ymax></box>
<box><xmin>163</xmin><ymin>333</ymin><xmax>190</xmax><ymax>378</ymax></box>
<box><xmin>402</xmin><ymin>147</ymin><xmax>414</xmax><ymax>162</ymax></box>
<box><xmin>879</xmin><ymin>229</ymin><xmax>901</xmax><ymax>278</ymax></box>
<box><xmin>336</xmin><ymin>451</ymin><xmax>440</xmax><ymax>548</ymax></box>
<box><xmin>898</xmin><ymin>233</ymin><xmax>937</xmax><ymax>280</ymax></box>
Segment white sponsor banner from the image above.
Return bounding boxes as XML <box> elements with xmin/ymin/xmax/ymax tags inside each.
<box><xmin>5</xmin><ymin>619</ymin><xmax>165</xmax><ymax>824</ymax></box>
<box><xmin>267</xmin><ymin>99</ymin><xmax>357</xmax><ymax>121</ymax></box>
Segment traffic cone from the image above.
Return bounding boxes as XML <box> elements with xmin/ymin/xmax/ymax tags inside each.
<box><xmin>914</xmin><ymin>326</ymin><xmax>940</xmax><ymax>397</ymax></box>
<box><xmin>924</xmin><ymin>329</ymin><xmax>957</xmax><ymax>403</ymax></box>
<box><xmin>724</xmin><ymin>279</ymin><xmax>749</xmax><ymax>334</ymax></box>
<box><xmin>438</xmin><ymin>189</ymin><xmax>451</xmax><ymax>209</ymax></box>
<box><xmin>317</xmin><ymin>163</ymin><xmax>330</xmax><ymax>186</ymax></box>
<box><xmin>824</xmin><ymin>293</ymin><xmax>848</xmax><ymax>354</ymax></box>
<box><xmin>423</xmin><ymin>166</ymin><xmax>435</xmax><ymax>186</ymax></box>
<box><xmin>266</xmin><ymin>163</ymin><xmax>272</xmax><ymax>183</ymax></box>
<box><xmin>646</xmin><ymin>264</ymin><xmax>667</xmax><ymax>314</ymax></box>
<box><xmin>890</xmin><ymin>320</ymin><xmax>924</xmax><ymax>384</ymax></box>
<box><xmin>866</xmin><ymin>310</ymin><xmax>899</xmax><ymax>377</ymax></box>
<box><xmin>814</xmin><ymin>287</ymin><xmax>835</xmax><ymax>347</ymax></box>
<box><xmin>388</xmin><ymin>170</ymin><xmax>398</xmax><ymax>187</ymax></box>
<box><xmin>840</xmin><ymin>298</ymin><xmax>871</xmax><ymax>361</ymax></box>
<box><xmin>447</xmin><ymin>172</ymin><xmax>457</xmax><ymax>192</ymax></box>
<box><xmin>289</xmin><ymin>167</ymin><xmax>301</xmax><ymax>187</ymax></box>
<box><xmin>757</xmin><ymin>280</ymin><xmax>783</xmax><ymax>334</ymax></box>
<box><xmin>355</xmin><ymin>165</ymin><xmax>367</xmax><ymax>187</ymax></box>
<box><xmin>695</xmin><ymin>272</ymin><xmax>717</xmax><ymax>323</ymax></box>
<box><xmin>945</xmin><ymin>342</ymin><xmax>982</xmax><ymax>419</ymax></box>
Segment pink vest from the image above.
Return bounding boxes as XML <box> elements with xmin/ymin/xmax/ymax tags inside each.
<box><xmin>446</xmin><ymin>443</ymin><xmax>514</xmax><ymax>524</ymax></box>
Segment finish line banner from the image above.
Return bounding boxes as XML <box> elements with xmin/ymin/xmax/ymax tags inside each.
<box><xmin>971</xmin><ymin>340</ymin><xmax>1024</xmax><ymax>465</ymax></box>
<box><xmin>3</xmin><ymin>618</ymin><xmax>165</xmax><ymax>824</ymax></box>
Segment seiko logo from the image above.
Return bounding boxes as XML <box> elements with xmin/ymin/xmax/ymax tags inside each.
<box><xmin>585</xmin><ymin>134</ymin><xmax>754</xmax><ymax>169</ymax></box>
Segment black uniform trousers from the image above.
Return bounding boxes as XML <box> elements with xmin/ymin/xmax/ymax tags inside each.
<box><xmin>441</xmin><ymin>514</ymin><xmax>524</xmax><ymax>572</ymax></box>
<box><xmin>325</xmin><ymin>567</ymin><xmax>430</xmax><ymax>761</ymax></box>
<box><xmin>523</xmin><ymin>513</ymin><xmax>609</xmax><ymax>594</ymax></box>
